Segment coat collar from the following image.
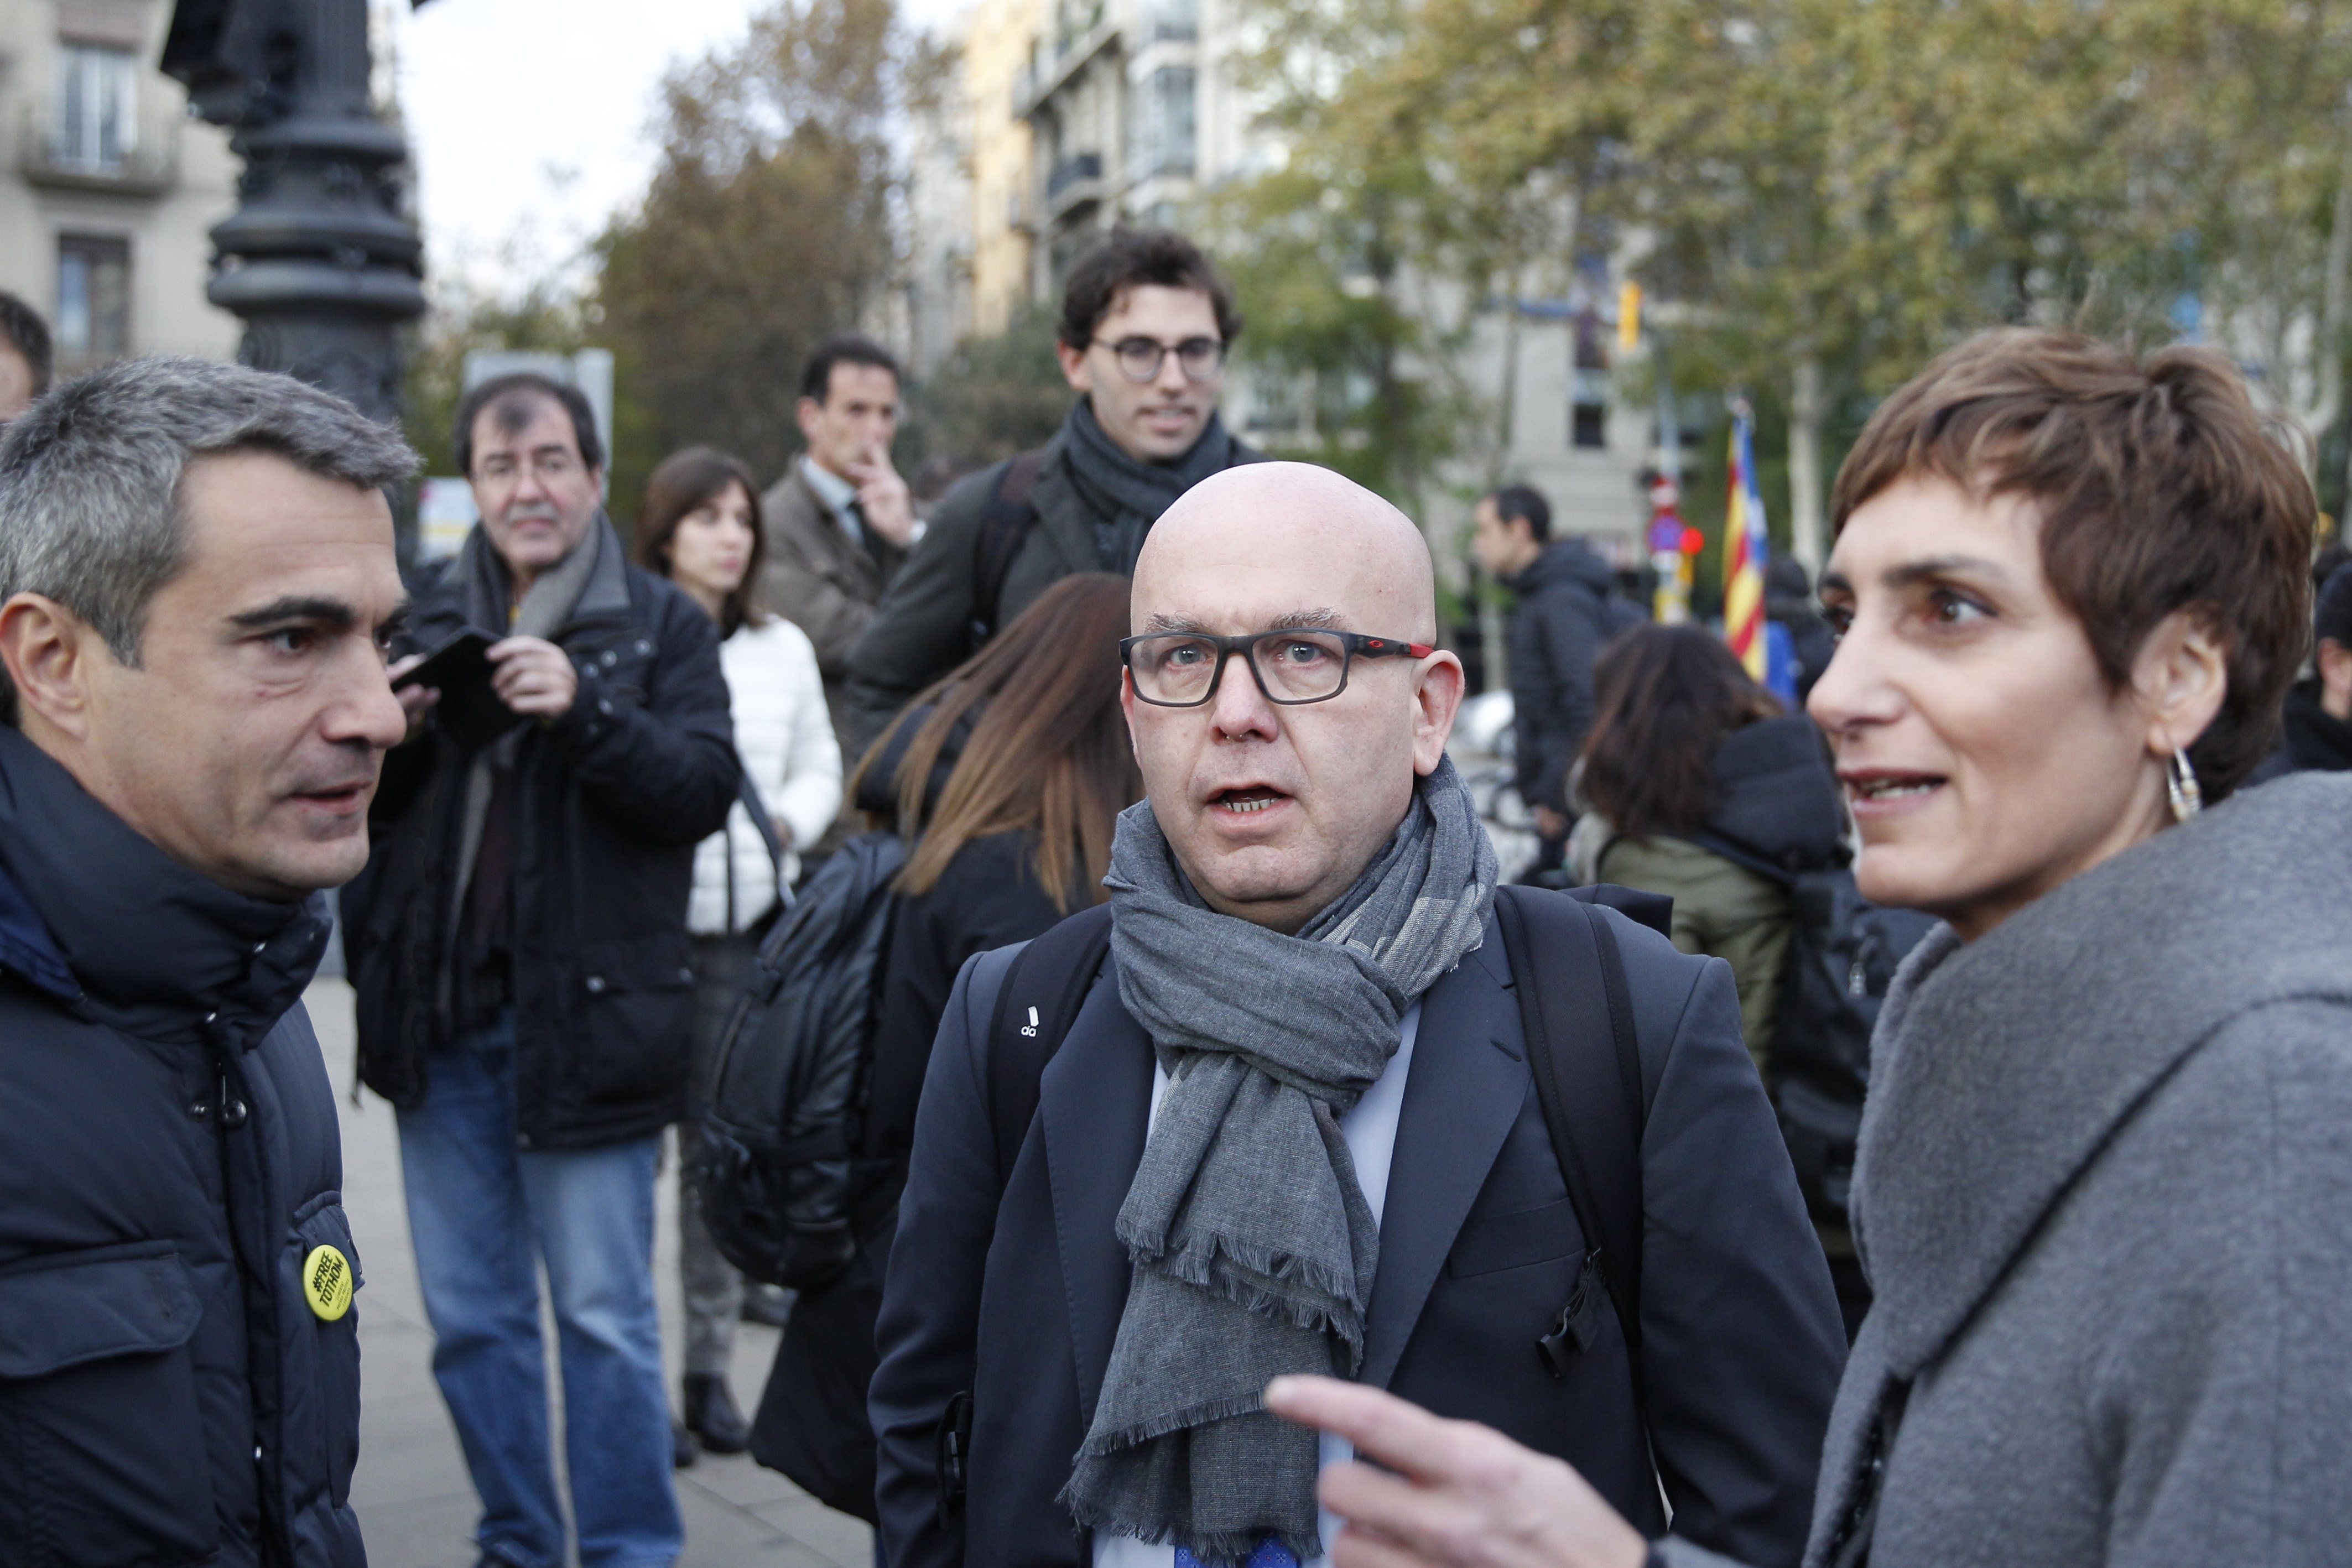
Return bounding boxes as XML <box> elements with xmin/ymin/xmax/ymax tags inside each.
<box><xmin>0</xmin><ymin>725</ymin><xmax>327</xmax><ymax>1046</ymax></box>
<box><xmin>1359</xmin><ymin>923</ymin><xmax>1525</xmax><ymax>1388</ymax></box>
<box><xmin>1041</xmin><ymin>919</ymin><xmax>1523</xmax><ymax>1420</ymax></box>
<box><xmin>1853</xmin><ymin>771</ymin><xmax>2352</xmax><ymax>1379</ymax></box>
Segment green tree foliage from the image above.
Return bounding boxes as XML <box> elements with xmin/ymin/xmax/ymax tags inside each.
<box><xmin>593</xmin><ymin>0</ymin><xmax>943</xmax><ymax>498</ymax></box>
<box><xmin>904</xmin><ymin>300</ymin><xmax>1073</xmax><ymax>469</ymax></box>
<box><xmin>1229</xmin><ymin>0</ymin><xmax>2352</xmax><ymax>549</ymax></box>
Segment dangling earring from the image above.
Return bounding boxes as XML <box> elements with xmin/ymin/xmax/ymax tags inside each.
<box><xmin>2166</xmin><ymin>747</ymin><xmax>2203</xmax><ymax>824</ymax></box>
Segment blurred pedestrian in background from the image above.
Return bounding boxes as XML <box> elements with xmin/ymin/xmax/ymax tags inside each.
<box><xmin>1764</xmin><ymin>555</ymin><xmax>1836</xmax><ymax>706</ymax></box>
<box><xmin>841</xmin><ymin>227</ymin><xmax>1262</xmax><ymax>753</ymax></box>
<box><xmin>637</xmin><ymin>445</ymin><xmax>842</xmax><ymax>1465</ymax></box>
<box><xmin>1568</xmin><ymin>623</ymin><xmax>1898</xmax><ymax>1335</ymax></box>
<box><xmin>1568</xmin><ymin>624</ymin><xmax>1843</xmax><ymax>1069</ymax></box>
<box><xmin>346</xmin><ymin>373</ymin><xmax>738</xmax><ymax>1568</ymax></box>
<box><xmin>1269</xmin><ymin>329</ymin><xmax>2347</xmax><ymax>1568</ymax></box>
<box><xmin>760</xmin><ymin>335</ymin><xmax>918</xmax><ymax>752</ymax></box>
<box><xmin>0</xmin><ymin>358</ymin><xmax>410</xmax><ymax>1568</ymax></box>
<box><xmin>2257</xmin><ymin>560</ymin><xmax>2352</xmax><ymax>777</ymax></box>
<box><xmin>748</xmin><ymin>571</ymin><xmax>1141</xmax><ymax>1522</ymax></box>
<box><xmin>1469</xmin><ymin>482</ymin><xmax>1643</xmax><ymax>876</ymax></box>
<box><xmin>0</xmin><ymin>291</ymin><xmax>51</xmax><ymax>426</ymax></box>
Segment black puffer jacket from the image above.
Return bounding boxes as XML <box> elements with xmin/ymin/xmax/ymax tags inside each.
<box><xmin>0</xmin><ymin>726</ymin><xmax>360</xmax><ymax>1568</ymax></box>
<box><xmin>345</xmin><ymin>529</ymin><xmax>737</xmax><ymax>1150</ymax></box>
<box><xmin>1505</xmin><ymin>539</ymin><xmax>1641</xmax><ymax>814</ymax></box>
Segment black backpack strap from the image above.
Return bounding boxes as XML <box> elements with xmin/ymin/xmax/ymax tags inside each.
<box><xmin>1494</xmin><ymin>885</ymin><xmax>1648</xmax><ymax>1374</ymax></box>
<box><xmin>968</xmin><ymin>450</ymin><xmax>1047</xmax><ymax>652</ymax></box>
<box><xmin>984</xmin><ymin>902</ymin><xmax>1113</xmax><ymax>1184</ymax></box>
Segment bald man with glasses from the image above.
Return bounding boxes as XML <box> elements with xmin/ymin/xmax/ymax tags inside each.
<box><xmin>871</xmin><ymin>463</ymin><xmax>1845</xmax><ymax>1568</ymax></box>
<box><xmin>837</xmin><ymin>227</ymin><xmax>1264</xmax><ymax>755</ymax></box>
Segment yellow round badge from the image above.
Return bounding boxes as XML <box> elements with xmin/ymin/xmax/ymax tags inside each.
<box><xmin>303</xmin><ymin>1244</ymin><xmax>353</xmax><ymax>1322</ymax></box>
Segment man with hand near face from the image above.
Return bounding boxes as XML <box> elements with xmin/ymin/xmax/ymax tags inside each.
<box><xmin>0</xmin><ymin>358</ymin><xmax>413</xmax><ymax>1567</ymax></box>
<box><xmin>760</xmin><ymin>333</ymin><xmax>919</xmax><ymax>744</ymax></box>
<box><xmin>870</xmin><ymin>464</ymin><xmax>1843</xmax><ymax>1568</ymax></box>
<box><xmin>344</xmin><ymin>372</ymin><xmax>738</xmax><ymax>1568</ymax></box>
<box><xmin>840</xmin><ymin>227</ymin><xmax>1262</xmax><ymax>754</ymax></box>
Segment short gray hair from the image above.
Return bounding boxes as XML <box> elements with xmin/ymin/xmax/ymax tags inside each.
<box><xmin>0</xmin><ymin>357</ymin><xmax>418</xmax><ymax>708</ymax></box>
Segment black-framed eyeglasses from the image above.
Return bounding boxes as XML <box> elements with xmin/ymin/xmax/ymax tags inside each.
<box><xmin>1121</xmin><ymin>629</ymin><xmax>1436</xmax><ymax>707</ymax></box>
<box><xmin>1092</xmin><ymin>336</ymin><xmax>1227</xmax><ymax>384</ymax></box>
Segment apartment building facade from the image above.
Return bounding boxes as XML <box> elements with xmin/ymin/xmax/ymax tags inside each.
<box><xmin>0</xmin><ymin>0</ymin><xmax>241</xmax><ymax>371</ymax></box>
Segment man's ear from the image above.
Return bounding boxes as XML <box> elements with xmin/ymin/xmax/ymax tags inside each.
<box><xmin>2134</xmin><ymin>608</ymin><xmax>2228</xmax><ymax>758</ymax></box>
<box><xmin>0</xmin><ymin>592</ymin><xmax>97</xmax><ymax>742</ymax></box>
<box><xmin>1056</xmin><ymin>338</ymin><xmax>1092</xmax><ymax>394</ymax></box>
<box><xmin>794</xmin><ymin>397</ymin><xmax>824</xmax><ymax>445</ymax></box>
<box><xmin>1411</xmin><ymin>652</ymin><xmax>1467</xmax><ymax>775</ymax></box>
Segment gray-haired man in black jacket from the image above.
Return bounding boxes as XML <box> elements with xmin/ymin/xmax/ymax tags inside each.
<box><xmin>0</xmin><ymin>358</ymin><xmax>415</xmax><ymax>1567</ymax></box>
<box><xmin>344</xmin><ymin>372</ymin><xmax>737</xmax><ymax>1568</ymax></box>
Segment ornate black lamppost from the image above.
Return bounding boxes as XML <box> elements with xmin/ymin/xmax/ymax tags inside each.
<box><xmin>162</xmin><ymin>0</ymin><xmax>428</xmax><ymax>551</ymax></box>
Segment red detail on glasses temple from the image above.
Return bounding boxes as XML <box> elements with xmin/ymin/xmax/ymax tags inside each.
<box><xmin>1361</xmin><ymin>639</ymin><xmax>1436</xmax><ymax>657</ymax></box>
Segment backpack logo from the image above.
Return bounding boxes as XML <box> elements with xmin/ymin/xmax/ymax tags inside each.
<box><xmin>1020</xmin><ymin>1006</ymin><xmax>1039</xmax><ymax>1038</ymax></box>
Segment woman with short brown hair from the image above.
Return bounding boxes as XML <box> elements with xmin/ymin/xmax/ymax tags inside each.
<box><xmin>1263</xmin><ymin>330</ymin><xmax>2352</xmax><ymax>1568</ymax></box>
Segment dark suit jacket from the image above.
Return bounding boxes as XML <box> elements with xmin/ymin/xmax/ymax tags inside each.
<box><xmin>759</xmin><ymin>463</ymin><xmax>908</xmax><ymax>743</ymax></box>
<box><xmin>871</xmin><ymin>903</ymin><xmax>1846</xmax><ymax>1568</ymax></box>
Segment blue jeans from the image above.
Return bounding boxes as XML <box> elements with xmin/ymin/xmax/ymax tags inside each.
<box><xmin>397</xmin><ymin>1013</ymin><xmax>681</xmax><ymax>1568</ymax></box>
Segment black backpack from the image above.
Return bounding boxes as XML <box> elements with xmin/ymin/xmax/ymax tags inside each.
<box><xmin>930</xmin><ymin>883</ymin><xmax>1673</xmax><ymax>1514</ymax></box>
<box><xmin>696</xmin><ymin>829</ymin><xmax>908</xmax><ymax>1291</ymax></box>
<box><xmin>1693</xmin><ymin>836</ymin><xmax>1934</xmax><ymax>1226</ymax></box>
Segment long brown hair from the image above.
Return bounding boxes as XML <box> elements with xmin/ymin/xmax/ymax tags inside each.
<box><xmin>1578</xmin><ymin>624</ymin><xmax>1782</xmax><ymax>842</ymax></box>
<box><xmin>636</xmin><ymin>446</ymin><xmax>767</xmax><ymax>637</ymax></box>
<box><xmin>854</xmin><ymin>573</ymin><xmax>1141</xmax><ymax>913</ymax></box>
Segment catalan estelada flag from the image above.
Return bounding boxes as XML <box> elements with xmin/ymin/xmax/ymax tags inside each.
<box><xmin>1721</xmin><ymin>406</ymin><xmax>1768</xmax><ymax>680</ymax></box>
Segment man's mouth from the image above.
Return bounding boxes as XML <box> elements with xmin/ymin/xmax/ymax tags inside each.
<box><xmin>293</xmin><ymin>779</ymin><xmax>374</xmax><ymax>812</ymax></box>
<box><xmin>1213</xmin><ymin>786</ymin><xmax>1288</xmax><ymax>815</ymax></box>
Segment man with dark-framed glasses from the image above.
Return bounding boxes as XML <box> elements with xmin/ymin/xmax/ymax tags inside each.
<box><xmin>839</xmin><ymin>227</ymin><xmax>1263</xmax><ymax>754</ymax></box>
<box><xmin>871</xmin><ymin>461</ymin><xmax>1844</xmax><ymax>1568</ymax></box>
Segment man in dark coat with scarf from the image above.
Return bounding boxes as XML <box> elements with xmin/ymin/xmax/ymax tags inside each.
<box><xmin>0</xmin><ymin>357</ymin><xmax>415</xmax><ymax>1566</ymax></box>
<box><xmin>342</xmin><ymin>372</ymin><xmax>737</xmax><ymax>1568</ymax></box>
<box><xmin>838</xmin><ymin>227</ymin><xmax>1261</xmax><ymax>754</ymax></box>
<box><xmin>871</xmin><ymin>463</ymin><xmax>1843</xmax><ymax>1568</ymax></box>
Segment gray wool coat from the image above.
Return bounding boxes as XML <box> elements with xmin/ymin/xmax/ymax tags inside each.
<box><xmin>1664</xmin><ymin>770</ymin><xmax>2352</xmax><ymax>1568</ymax></box>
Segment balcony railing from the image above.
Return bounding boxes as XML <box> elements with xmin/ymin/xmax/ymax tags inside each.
<box><xmin>19</xmin><ymin>103</ymin><xmax>180</xmax><ymax>196</ymax></box>
<box><xmin>1047</xmin><ymin>152</ymin><xmax>1104</xmax><ymax>201</ymax></box>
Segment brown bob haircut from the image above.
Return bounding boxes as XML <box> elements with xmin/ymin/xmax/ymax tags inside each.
<box><xmin>854</xmin><ymin>572</ymin><xmax>1143</xmax><ymax>913</ymax></box>
<box><xmin>1831</xmin><ymin>328</ymin><xmax>2315</xmax><ymax>801</ymax></box>
<box><xmin>636</xmin><ymin>446</ymin><xmax>768</xmax><ymax>638</ymax></box>
<box><xmin>1580</xmin><ymin>624</ymin><xmax>1782</xmax><ymax>842</ymax></box>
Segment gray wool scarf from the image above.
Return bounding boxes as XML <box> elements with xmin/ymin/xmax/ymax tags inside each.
<box><xmin>446</xmin><ymin>517</ymin><xmax>617</xmax><ymax>937</ymax></box>
<box><xmin>1059</xmin><ymin>756</ymin><xmax>1499</xmax><ymax>1565</ymax></box>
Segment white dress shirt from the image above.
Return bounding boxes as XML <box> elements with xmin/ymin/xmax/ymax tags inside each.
<box><xmin>799</xmin><ymin>455</ymin><xmax>865</xmax><ymax>549</ymax></box>
<box><xmin>1094</xmin><ymin>1003</ymin><xmax>1423</xmax><ymax>1568</ymax></box>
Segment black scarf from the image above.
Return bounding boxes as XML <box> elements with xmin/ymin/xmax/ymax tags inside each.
<box><xmin>1054</xmin><ymin>398</ymin><xmax>1248</xmax><ymax>574</ymax></box>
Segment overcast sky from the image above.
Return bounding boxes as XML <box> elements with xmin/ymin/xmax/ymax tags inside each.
<box><xmin>393</xmin><ymin>0</ymin><xmax>967</xmax><ymax>300</ymax></box>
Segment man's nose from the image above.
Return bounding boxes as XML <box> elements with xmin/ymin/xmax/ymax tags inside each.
<box><xmin>1152</xmin><ymin>348</ymin><xmax>1191</xmax><ymax>398</ymax></box>
<box><xmin>330</xmin><ymin>645</ymin><xmax>413</xmax><ymax>754</ymax></box>
<box><xmin>1208</xmin><ymin>650</ymin><xmax>1279</xmax><ymax>740</ymax></box>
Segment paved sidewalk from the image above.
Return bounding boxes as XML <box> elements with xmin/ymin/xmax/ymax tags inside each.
<box><xmin>312</xmin><ymin>980</ymin><xmax>873</xmax><ymax>1568</ymax></box>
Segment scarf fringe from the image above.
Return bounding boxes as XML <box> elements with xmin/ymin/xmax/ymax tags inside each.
<box><xmin>1060</xmin><ymin>1491</ymin><xmax>1322</xmax><ymax>1568</ymax></box>
<box><xmin>1135</xmin><ymin>1229</ymin><xmax>1367</xmax><ymax>1346</ymax></box>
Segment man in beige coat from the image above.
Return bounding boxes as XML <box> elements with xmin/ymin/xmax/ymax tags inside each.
<box><xmin>759</xmin><ymin>334</ymin><xmax>918</xmax><ymax>750</ymax></box>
